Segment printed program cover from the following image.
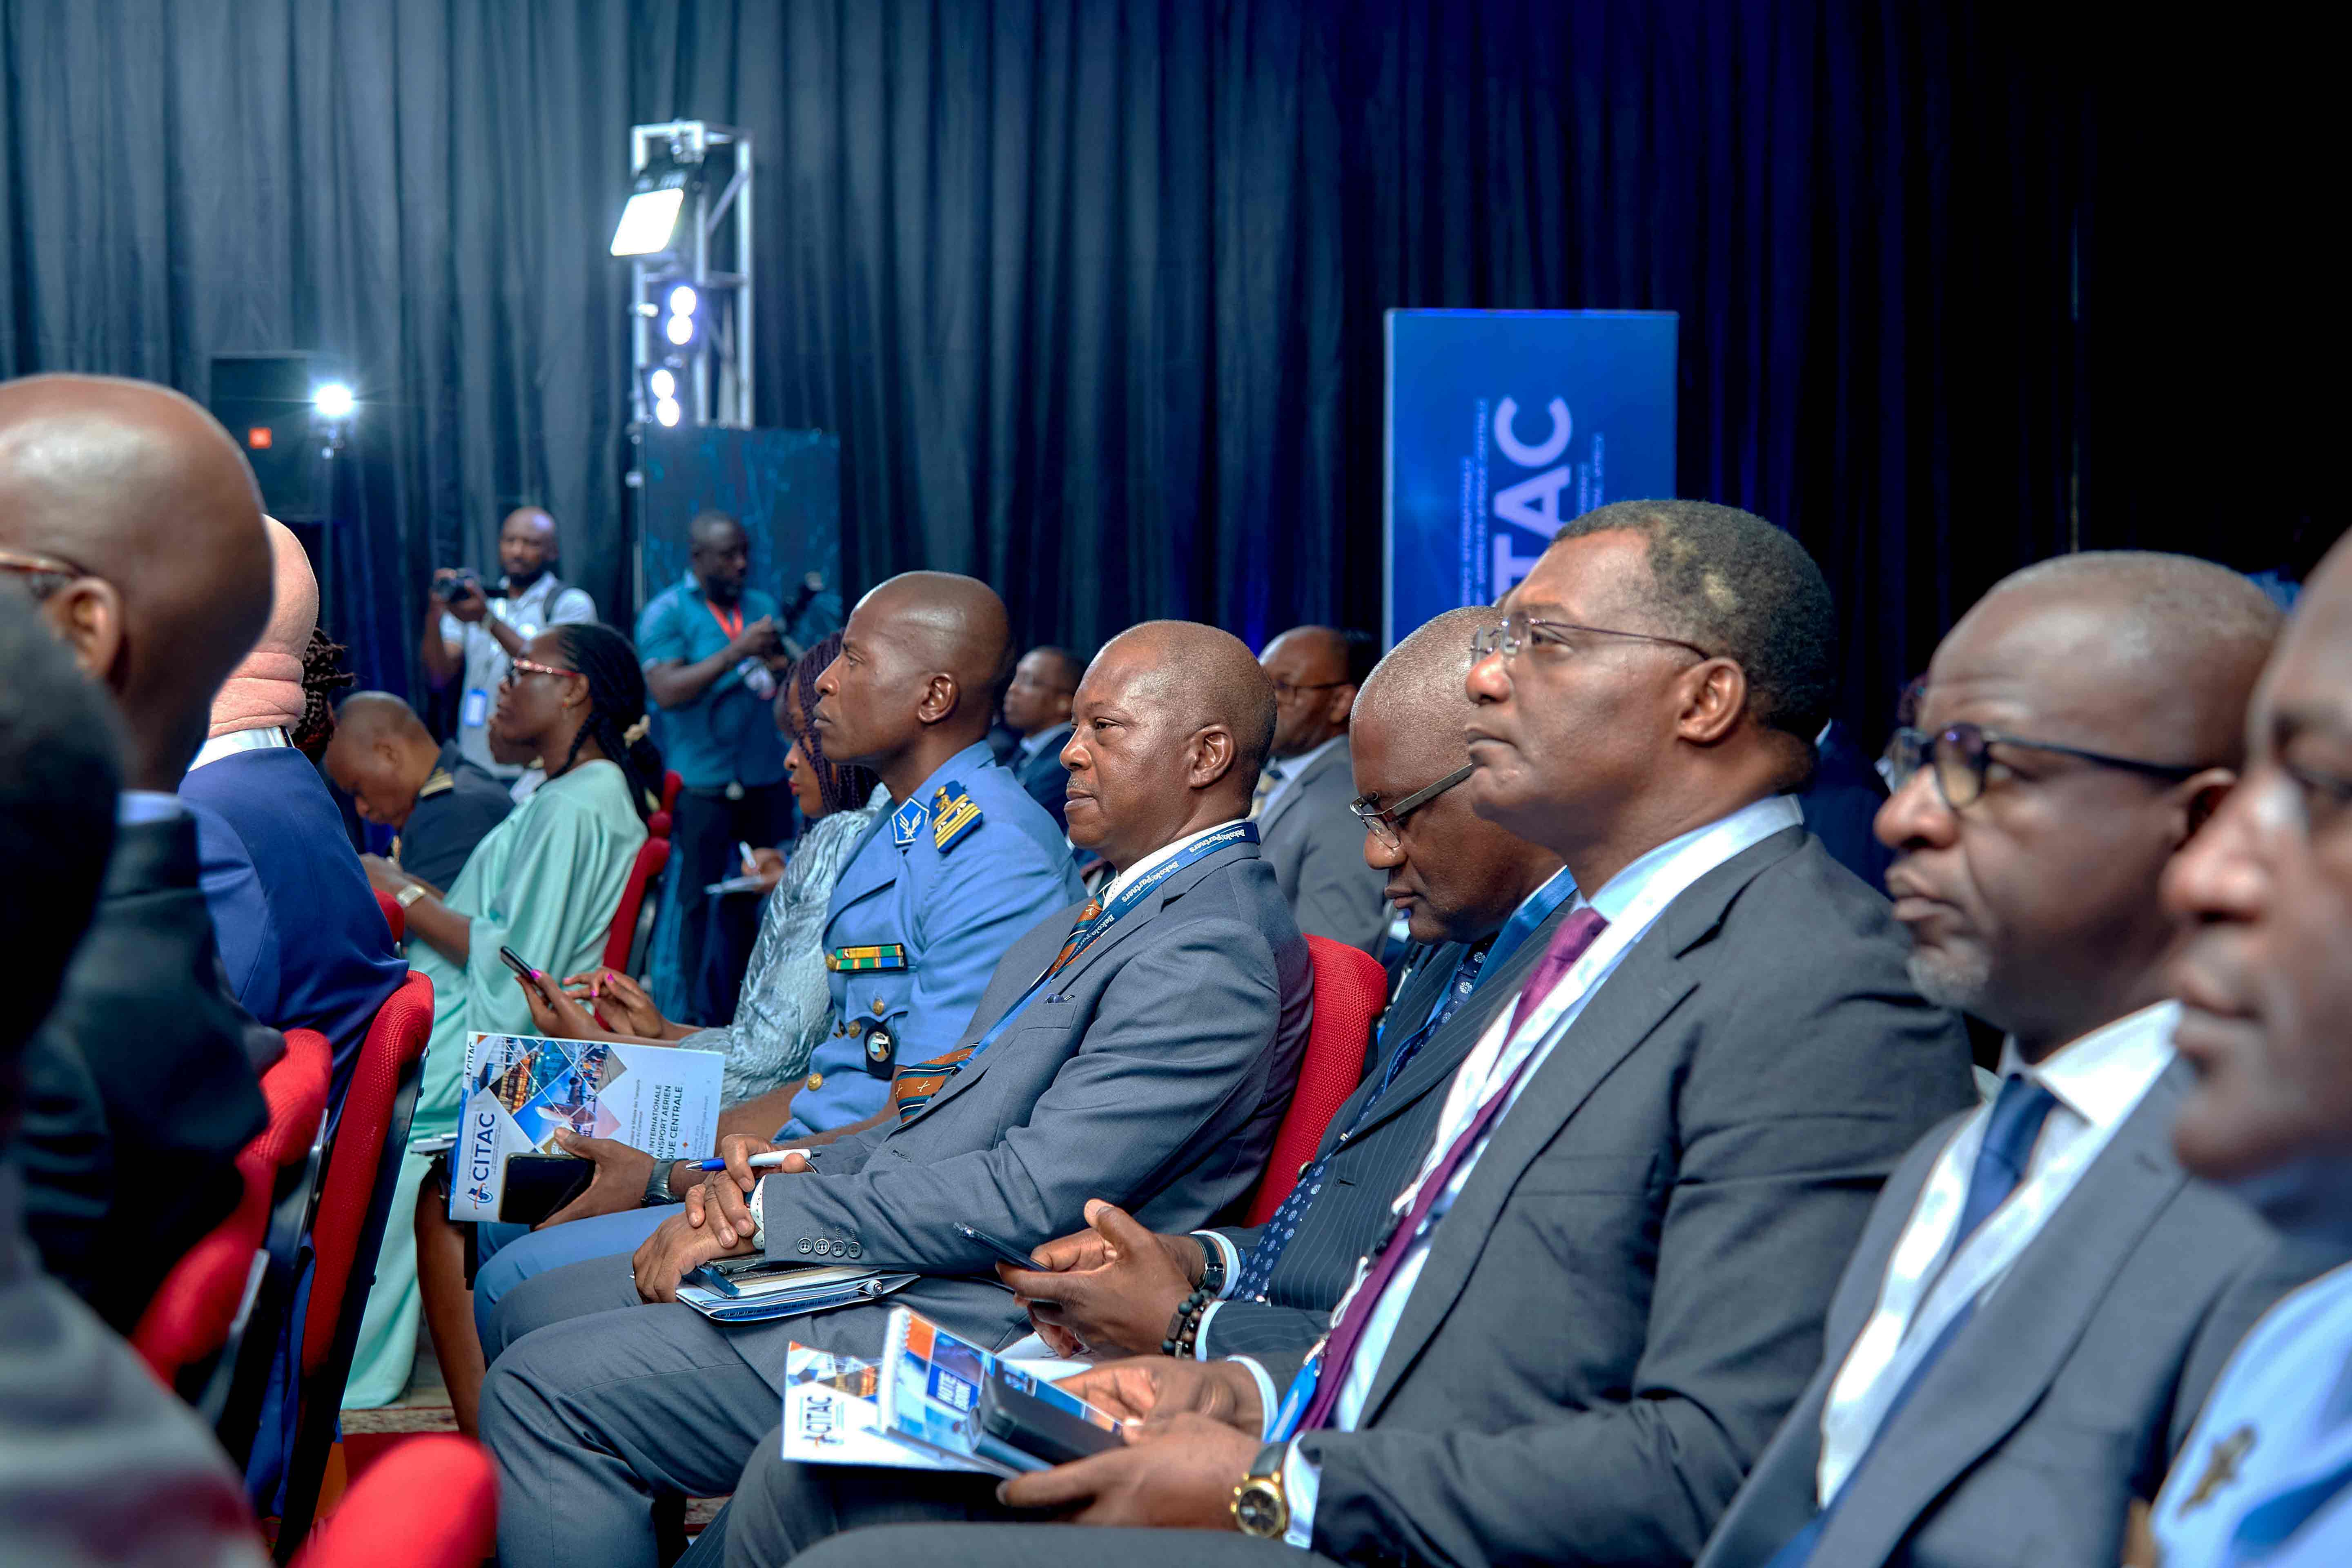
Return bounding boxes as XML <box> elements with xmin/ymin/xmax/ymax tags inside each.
<box><xmin>447</xmin><ymin>1032</ymin><xmax>723</xmax><ymax>1220</ymax></box>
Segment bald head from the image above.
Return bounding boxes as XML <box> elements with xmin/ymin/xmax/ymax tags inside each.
<box><xmin>498</xmin><ymin>506</ymin><xmax>559</xmax><ymax>586</ymax></box>
<box><xmin>333</xmin><ymin>690</ymin><xmax>435</xmax><ymax>751</ymax></box>
<box><xmin>1062</xmin><ymin>621</ymin><xmax>1277</xmax><ymax>868</ymax></box>
<box><xmin>0</xmin><ymin>373</ymin><xmax>272</xmax><ymax>788</ymax></box>
<box><xmin>862</xmin><ymin>571</ymin><xmax>1014</xmax><ymax>697</ymax></box>
<box><xmin>1262</xmin><ymin>624</ymin><xmax>1372</xmax><ymax>757</ymax></box>
<box><xmin>1954</xmin><ymin>551</ymin><xmax>2283</xmax><ymax>768</ymax></box>
<box><xmin>812</xmin><ymin>571</ymin><xmax>1018</xmax><ymax>793</ymax></box>
<box><xmin>322</xmin><ymin>692</ymin><xmax>441</xmax><ymax>829</ymax></box>
<box><xmin>1354</xmin><ymin>607</ymin><xmax>1492</xmax><ymax>768</ymax></box>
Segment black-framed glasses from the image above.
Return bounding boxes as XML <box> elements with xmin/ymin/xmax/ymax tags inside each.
<box><xmin>1470</xmin><ymin>610</ymin><xmax>1711</xmax><ymax>664</ymax></box>
<box><xmin>501</xmin><ymin>656</ymin><xmax>580</xmax><ymax>688</ymax></box>
<box><xmin>1350</xmin><ymin>764</ymin><xmax>1475</xmax><ymax>851</ymax></box>
<box><xmin>1270</xmin><ymin>677</ymin><xmax>1349</xmax><ymax>702</ymax></box>
<box><xmin>0</xmin><ymin>544</ymin><xmax>93</xmax><ymax>598</ymax></box>
<box><xmin>1884</xmin><ymin>722</ymin><xmax>2207</xmax><ymax>811</ymax></box>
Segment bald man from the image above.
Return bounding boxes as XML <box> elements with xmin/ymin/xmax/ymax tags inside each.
<box><xmin>1256</xmin><ymin>625</ymin><xmax>1390</xmax><ymax>953</ymax></box>
<box><xmin>326</xmin><ymin>691</ymin><xmax>514</xmax><ymax>892</ymax></box>
<box><xmin>422</xmin><ymin>503</ymin><xmax>597</xmax><ymax>778</ymax></box>
<box><xmin>480</xmin><ymin>619</ymin><xmax>1314</xmax><ymax>1568</ymax></box>
<box><xmin>180</xmin><ymin>520</ymin><xmax>405</xmax><ymax>1103</ymax></box>
<box><xmin>0</xmin><ymin>372</ymin><xmax>281</xmax><ymax>1330</ymax></box>
<box><xmin>1697</xmin><ymin>552</ymin><xmax>2332</xmax><ymax>1568</ymax></box>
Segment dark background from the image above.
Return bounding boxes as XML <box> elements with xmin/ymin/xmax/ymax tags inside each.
<box><xmin>0</xmin><ymin>1</ymin><xmax>2326</xmax><ymax>745</ymax></box>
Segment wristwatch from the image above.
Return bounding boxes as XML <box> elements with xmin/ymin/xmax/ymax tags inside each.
<box><xmin>1195</xmin><ymin>1233</ymin><xmax>1227</xmax><ymax>1296</ymax></box>
<box><xmin>1231</xmin><ymin>1441</ymin><xmax>1291</xmax><ymax>1539</ymax></box>
<box><xmin>644</xmin><ymin>1158</ymin><xmax>688</xmax><ymax>1207</ymax></box>
<box><xmin>394</xmin><ymin>883</ymin><xmax>427</xmax><ymax>909</ymax></box>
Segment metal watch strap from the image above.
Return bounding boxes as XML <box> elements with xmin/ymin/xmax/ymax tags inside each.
<box><xmin>395</xmin><ymin>882</ymin><xmax>427</xmax><ymax>908</ymax></box>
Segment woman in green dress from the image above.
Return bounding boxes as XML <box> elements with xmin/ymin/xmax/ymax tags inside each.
<box><xmin>345</xmin><ymin>621</ymin><xmax>663</xmax><ymax>1408</ymax></box>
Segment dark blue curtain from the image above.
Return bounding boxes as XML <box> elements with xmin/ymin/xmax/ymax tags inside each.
<box><xmin>0</xmin><ymin>2</ymin><xmax>2322</xmax><ymax>741</ymax></box>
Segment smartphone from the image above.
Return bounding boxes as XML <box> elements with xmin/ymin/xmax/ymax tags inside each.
<box><xmin>956</xmin><ymin>1222</ymin><xmax>1042</xmax><ymax>1272</ymax></box>
<box><xmin>498</xmin><ymin>1153</ymin><xmax>593</xmax><ymax>1225</ymax></box>
<box><xmin>977</xmin><ymin>1372</ymin><xmax>1123</xmax><ymax>1466</ymax></box>
<box><xmin>497</xmin><ymin>945</ymin><xmax>548</xmax><ymax>998</ymax></box>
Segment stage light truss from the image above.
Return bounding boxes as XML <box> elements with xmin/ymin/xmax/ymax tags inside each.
<box><xmin>621</xmin><ymin>120</ymin><xmax>752</xmax><ymax>432</ymax></box>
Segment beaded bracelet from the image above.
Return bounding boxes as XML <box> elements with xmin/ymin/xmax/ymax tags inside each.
<box><xmin>1161</xmin><ymin>1286</ymin><xmax>1214</xmax><ymax>1358</ymax></box>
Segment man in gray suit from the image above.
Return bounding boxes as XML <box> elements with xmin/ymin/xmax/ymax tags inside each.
<box><xmin>478</xmin><ymin>619</ymin><xmax>1312</xmax><ymax>1568</ymax></box>
<box><xmin>739</xmin><ymin>501</ymin><xmax>1978</xmax><ymax>1568</ymax></box>
<box><xmin>1256</xmin><ymin>625</ymin><xmax>1390</xmax><ymax>953</ymax></box>
<box><xmin>1000</xmin><ymin>605</ymin><xmax>1572</xmax><ymax>1364</ymax></box>
<box><xmin>1695</xmin><ymin>552</ymin><xmax>2333</xmax><ymax>1568</ymax></box>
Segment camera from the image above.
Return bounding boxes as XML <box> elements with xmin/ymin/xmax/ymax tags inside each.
<box><xmin>438</xmin><ymin>568</ymin><xmax>485</xmax><ymax>603</ymax></box>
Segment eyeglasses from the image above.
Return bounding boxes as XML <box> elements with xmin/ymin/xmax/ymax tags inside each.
<box><xmin>1270</xmin><ymin>677</ymin><xmax>1349</xmax><ymax>702</ymax></box>
<box><xmin>1470</xmin><ymin>611</ymin><xmax>1710</xmax><ymax>664</ymax></box>
<box><xmin>1883</xmin><ymin>722</ymin><xmax>2207</xmax><ymax>811</ymax></box>
<box><xmin>0</xmin><ymin>545</ymin><xmax>92</xmax><ymax>597</ymax></box>
<box><xmin>1350</xmin><ymin>764</ymin><xmax>1475</xmax><ymax>851</ymax></box>
<box><xmin>501</xmin><ymin>656</ymin><xmax>580</xmax><ymax>688</ymax></box>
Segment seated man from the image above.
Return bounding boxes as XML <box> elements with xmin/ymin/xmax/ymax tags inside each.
<box><xmin>1255</xmin><ymin>626</ymin><xmax>1390</xmax><ymax>953</ymax></box>
<box><xmin>180</xmin><ymin>517</ymin><xmax>406</xmax><ymax>1100</ymax></box>
<box><xmin>2148</xmin><ymin>533</ymin><xmax>2352</xmax><ymax>1566</ymax></box>
<box><xmin>0</xmin><ymin>371</ymin><xmax>283</xmax><ymax>1333</ymax></box>
<box><xmin>479</xmin><ymin>619</ymin><xmax>1313</xmax><ymax>1568</ymax></box>
<box><xmin>0</xmin><ymin>595</ymin><xmax>270</xmax><ymax>1568</ymax></box>
<box><xmin>1008</xmin><ymin>606</ymin><xmax>1571</xmax><ymax>1364</ymax></box>
<box><xmin>1696</xmin><ymin>552</ymin><xmax>2326</xmax><ymax>1568</ymax></box>
<box><xmin>326</xmin><ymin>689</ymin><xmax>513</xmax><ymax>893</ymax></box>
<box><xmin>728</xmin><ymin>501</ymin><xmax>1977</xmax><ymax>1568</ymax></box>
<box><xmin>1002</xmin><ymin>644</ymin><xmax>1083</xmax><ymax>829</ymax></box>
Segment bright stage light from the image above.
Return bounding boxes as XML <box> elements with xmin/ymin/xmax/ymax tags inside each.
<box><xmin>610</xmin><ymin>187</ymin><xmax>686</xmax><ymax>256</ymax></box>
<box><xmin>649</xmin><ymin>368</ymin><xmax>677</xmax><ymax>399</ymax></box>
<box><xmin>665</xmin><ymin>312</ymin><xmax>695</xmax><ymax>346</ymax></box>
<box><xmin>654</xmin><ymin>396</ymin><xmax>682</xmax><ymax>427</ymax></box>
<box><xmin>668</xmin><ymin>285</ymin><xmax>698</xmax><ymax>317</ymax></box>
<box><xmin>312</xmin><ymin>383</ymin><xmax>355</xmax><ymax>419</ymax></box>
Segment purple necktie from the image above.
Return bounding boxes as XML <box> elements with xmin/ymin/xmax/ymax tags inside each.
<box><xmin>1299</xmin><ymin>905</ymin><xmax>1608</xmax><ymax>1431</ymax></box>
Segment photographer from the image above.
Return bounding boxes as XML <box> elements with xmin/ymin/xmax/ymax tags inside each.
<box><xmin>421</xmin><ymin>506</ymin><xmax>596</xmax><ymax>779</ymax></box>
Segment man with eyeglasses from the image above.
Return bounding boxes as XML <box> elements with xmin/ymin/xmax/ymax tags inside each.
<box><xmin>1695</xmin><ymin>551</ymin><xmax>2331</xmax><ymax>1568</ymax></box>
<box><xmin>764</xmin><ymin>499</ymin><xmax>1971</xmax><ymax>1568</ymax></box>
<box><xmin>0</xmin><ymin>372</ymin><xmax>285</xmax><ymax>1332</ymax></box>
<box><xmin>1254</xmin><ymin>626</ymin><xmax>1390</xmax><ymax>953</ymax></box>
<box><xmin>989</xmin><ymin>606</ymin><xmax>1571</xmax><ymax>1367</ymax></box>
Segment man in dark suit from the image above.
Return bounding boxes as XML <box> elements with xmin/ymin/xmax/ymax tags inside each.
<box><xmin>1256</xmin><ymin>626</ymin><xmax>1390</xmax><ymax>953</ymax></box>
<box><xmin>1695</xmin><ymin>553</ymin><xmax>2327</xmax><ymax>1568</ymax></box>
<box><xmin>998</xmin><ymin>605</ymin><xmax>1569</xmax><ymax>1365</ymax></box>
<box><xmin>1799</xmin><ymin>718</ymin><xmax>1894</xmax><ymax>890</ymax></box>
<box><xmin>1002</xmin><ymin>644</ymin><xmax>1082</xmax><ymax>829</ymax></box>
<box><xmin>326</xmin><ymin>690</ymin><xmax>513</xmax><ymax>893</ymax></box>
<box><xmin>0</xmin><ymin>372</ymin><xmax>283</xmax><ymax>1333</ymax></box>
<box><xmin>180</xmin><ymin>517</ymin><xmax>406</xmax><ymax>1102</ymax></box>
<box><xmin>732</xmin><ymin>500</ymin><xmax>1976</xmax><ymax>1568</ymax></box>
<box><xmin>478</xmin><ymin>619</ymin><xmax>1313</xmax><ymax>1568</ymax></box>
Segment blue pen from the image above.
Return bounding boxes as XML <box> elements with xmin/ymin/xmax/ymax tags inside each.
<box><xmin>695</xmin><ymin>1150</ymin><xmax>803</xmax><ymax>1172</ymax></box>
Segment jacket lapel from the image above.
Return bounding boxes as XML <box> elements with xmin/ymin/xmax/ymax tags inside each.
<box><xmin>1820</xmin><ymin>1065</ymin><xmax>2192</xmax><ymax>1566</ymax></box>
<box><xmin>1260</xmin><ymin>743</ymin><xmax>1344</xmax><ymax>838</ymax></box>
<box><xmin>1354</xmin><ymin>837</ymin><xmax>1804</xmax><ymax>1422</ymax></box>
<box><xmin>819</xmin><ymin>810</ymin><xmax>901</xmax><ymax>950</ymax></box>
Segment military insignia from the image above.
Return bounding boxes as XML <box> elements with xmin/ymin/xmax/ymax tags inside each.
<box><xmin>891</xmin><ymin>795</ymin><xmax>931</xmax><ymax>848</ymax></box>
<box><xmin>417</xmin><ymin>768</ymin><xmax>454</xmax><ymax>800</ymax></box>
<box><xmin>824</xmin><ymin>943</ymin><xmax>909</xmax><ymax>973</ymax></box>
<box><xmin>931</xmin><ymin>782</ymin><xmax>983</xmax><ymax>853</ymax></box>
<box><xmin>2179</xmin><ymin>1424</ymin><xmax>2255</xmax><ymax>1514</ymax></box>
<box><xmin>860</xmin><ymin>1025</ymin><xmax>896</xmax><ymax>1078</ymax></box>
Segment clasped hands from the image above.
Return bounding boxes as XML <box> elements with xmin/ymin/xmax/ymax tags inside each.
<box><xmin>627</xmin><ymin>1133</ymin><xmax>811</xmax><ymax>1303</ymax></box>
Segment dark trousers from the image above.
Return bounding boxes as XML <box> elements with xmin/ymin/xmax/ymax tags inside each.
<box><xmin>668</xmin><ymin>782</ymin><xmax>795</xmax><ymax>1025</ymax></box>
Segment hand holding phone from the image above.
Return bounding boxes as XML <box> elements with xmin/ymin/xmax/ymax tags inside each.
<box><xmin>499</xmin><ymin>945</ymin><xmax>553</xmax><ymax>1001</ymax></box>
<box><xmin>957</xmin><ymin>1222</ymin><xmax>1044</xmax><ymax>1272</ymax></box>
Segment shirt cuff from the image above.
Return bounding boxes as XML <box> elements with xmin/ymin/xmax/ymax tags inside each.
<box><xmin>1196</xmin><ymin>1231</ymin><xmax>1243</xmax><ymax>1298</ymax></box>
<box><xmin>1228</xmin><ymin>1356</ymin><xmax>1284</xmax><ymax>1441</ymax></box>
<box><xmin>749</xmin><ymin>1177</ymin><xmax>767</xmax><ymax>1252</ymax></box>
<box><xmin>1193</xmin><ymin>1301</ymin><xmax>1228</xmax><ymax>1358</ymax></box>
<box><xmin>1281</xmin><ymin>1440</ymin><xmax>1320</xmax><ymax>1550</ymax></box>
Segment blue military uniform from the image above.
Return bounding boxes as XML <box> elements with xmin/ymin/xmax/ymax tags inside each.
<box><xmin>784</xmin><ymin>739</ymin><xmax>1084</xmax><ymax>1136</ymax></box>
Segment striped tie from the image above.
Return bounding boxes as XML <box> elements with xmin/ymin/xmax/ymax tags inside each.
<box><xmin>1249</xmin><ymin>762</ymin><xmax>1286</xmax><ymax>821</ymax></box>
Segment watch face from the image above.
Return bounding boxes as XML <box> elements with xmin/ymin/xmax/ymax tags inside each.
<box><xmin>1233</xmin><ymin>1480</ymin><xmax>1286</xmax><ymax>1538</ymax></box>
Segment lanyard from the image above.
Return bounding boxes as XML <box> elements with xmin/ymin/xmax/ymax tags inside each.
<box><xmin>705</xmin><ymin>599</ymin><xmax>745</xmax><ymax>642</ymax></box>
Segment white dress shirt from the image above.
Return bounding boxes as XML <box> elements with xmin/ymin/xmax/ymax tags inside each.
<box><xmin>1263</xmin><ymin>793</ymin><xmax>1805</xmax><ymax>1545</ymax></box>
<box><xmin>1100</xmin><ymin>818</ymin><xmax>1249</xmax><ymax>905</ymax></box>
<box><xmin>1016</xmin><ymin>722</ymin><xmax>1073</xmax><ymax>766</ymax></box>
<box><xmin>1258</xmin><ymin>733</ymin><xmax>1344</xmax><ymax>820</ymax></box>
<box><xmin>185</xmin><ymin>725</ymin><xmax>291</xmax><ymax>774</ymax></box>
<box><xmin>1813</xmin><ymin>1000</ymin><xmax>2177</xmax><ymax>1504</ymax></box>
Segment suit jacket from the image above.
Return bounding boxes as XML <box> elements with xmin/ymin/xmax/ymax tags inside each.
<box><xmin>181</xmin><ymin>745</ymin><xmax>408</xmax><ymax>1102</ymax></box>
<box><xmin>1199</xmin><ymin>898</ymin><xmax>1579</xmax><ymax>1360</ymax></box>
<box><xmin>736</xmin><ymin>833</ymin><xmax>1312</xmax><ymax>1385</ymax></box>
<box><xmin>1797</xmin><ymin>722</ymin><xmax>1894</xmax><ymax>893</ymax></box>
<box><xmin>1252</xmin><ymin>829</ymin><xmax>1977</xmax><ymax>1568</ymax></box>
<box><xmin>1011</xmin><ymin>724</ymin><xmax>1074</xmax><ymax>830</ymax></box>
<box><xmin>1695</xmin><ymin>1061</ymin><xmax>2332</xmax><ymax>1568</ymax></box>
<box><xmin>13</xmin><ymin>814</ymin><xmax>274</xmax><ymax>1332</ymax></box>
<box><xmin>1258</xmin><ymin>739</ymin><xmax>1389</xmax><ymax>954</ymax></box>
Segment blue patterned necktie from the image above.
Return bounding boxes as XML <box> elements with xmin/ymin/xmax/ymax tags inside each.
<box><xmin>1761</xmin><ymin>1072</ymin><xmax>2062</xmax><ymax>1568</ymax></box>
<box><xmin>1230</xmin><ymin>944</ymin><xmax>1487</xmax><ymax>1302</ymax></box>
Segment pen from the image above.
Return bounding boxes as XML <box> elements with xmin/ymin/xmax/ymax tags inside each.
<box><xmin>697</xmin><ymin>1150</ymin><xmax>802</xmax><ymax>1172</ymax></box>
<box><xmin>737</xmin><ymin>840</ymin><xmax>757</xmax><ymax>873</ymax></box>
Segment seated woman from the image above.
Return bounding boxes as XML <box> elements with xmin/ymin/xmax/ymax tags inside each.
<box><xmin>344</xmin><ymin>622</ymin><xmax>663</xmax><ymax>1408</ymax></box>
<box><xmin>417</xmin><ymin>635</ymin><xmax>884</xmax><ymax>1434</ymax></box>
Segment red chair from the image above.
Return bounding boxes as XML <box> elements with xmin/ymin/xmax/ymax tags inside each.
<box><xmin>291</xmin><ymin>1434</ymin><xmax>496</xmax><ymax>1568</ymax></box>
<box><xmin>269</xmin><ymin>972</ymin><xmax>437</xmax><ymax>1544</ymax></box>
<box><xmin>1245</xmin><ymin>936</ymin><xmax>1389</xmax><ymax>1224</ymax></box>
<box><xmin>134</xmin><ymin>1029</ymin><xmax>332</xmax><ymax>1396</ymax></box>
<box><xmin>372</xmin><ymin>887</ymin><xmax>404</xmax><ymax>944</ymax></box>
<box><xmin>600</xmin><ymin>833</ymin><xmax>672</xmax><ymax>975</ymax></box>
<box><xmin>661</xmin><ymin>768</ymin><xmax>682</xmax><ymax>819</ymax></box>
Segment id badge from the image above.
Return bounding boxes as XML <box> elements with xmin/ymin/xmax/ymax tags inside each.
<box><xmin>461</xmin><ymin>688</ymin><xmax>490</xmax><ymax>728</ymax></box>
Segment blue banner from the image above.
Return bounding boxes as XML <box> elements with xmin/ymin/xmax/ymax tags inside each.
<box><xmin>1384</xmin><ymin>310</ymin><xmax>1677</xmax><ymax>649</ymax></box>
